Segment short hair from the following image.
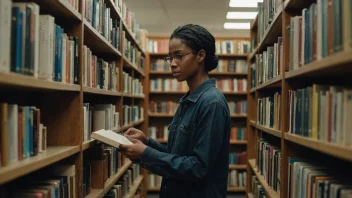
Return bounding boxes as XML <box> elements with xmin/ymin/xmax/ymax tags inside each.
<box><xmin>170</xmin><ymin>24</ymin><xmax>219</xmax><ymax>72</ymax></box>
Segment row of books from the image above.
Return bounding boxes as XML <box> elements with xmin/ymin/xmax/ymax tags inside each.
<box><xmin>122</xmin><ymin>72</ymin><xmax>144</xmax><ymax>96</ymax></box>
<box><xmin>214</xmin><ymin>59</ymin><xmax>248</xmax><ymax>73</ymax></box>
<box><xmin>215</xmin><ymin>40</ymin><xmax>251</xmax><ymax>54</ymax></box>
<box><xmin>83</xmin><ymin>103</ymin><xmax>119</xmax><ymax>141</ymax></box>
<box><xmin>123</xmin><ymin>105</ymin><xmax>144</xmax><ymax>126</ymax></box>
<box><xmin>0</xmin><ymin>2</ymin><xmax>80</xmax><ymax>84</ymax></box>
<box><xmin>251</xmin><ymin>37</ymin><xmax>283</xmax><ymax>88</ymax></box>
<box><xmin>150</xmin><ymin>78</ymin><xmax>188</xmax><ymax>92</ymax></box>
<box><xmin>257</xmin><ymin>0</ymin><xmax>282</xmax><ymax>44</ymax></box>
<box><xmin>256</xmin><ymin>139</ymin><xmax>281</xmax><ymax>193</ymax></box>
<box><xmin>228</xmin><ymin>100</ymin><xmax>247</xmax><ymax>115</ymax></box>
<box><xmin>149</xmin><ymin>126</ymin><xmax>168</xmax><ymax>141</ymax></box>
<box><xmin>230</xmin><ymin>127</ymin><xmax>247</xmax><ymax>141</ymax></box>
<box><xmin>288</xmin><ymin>157</ymin><xmax>352</xmax><ymax>198</ymax></box>
<box><xmin>149</xmin><ymin>101</ymin><xmax>179</xmax><ymax>115</ymax></box>
<box><xmin>4</xmin><ymin>165</ymin><xmax>76</xmax><ymax>198</ymax></box>
<box><xmin>63</xmin><ymin>0</ymin><xmax>79</xmax><ymax>12</ymax></box>
<box><xmin>288</xmin><ymin>0</ymin><xmax>352</xmax><ymax>71</ymax></box>
<box><xmin>229</xmin><ymin>151</ymin><xmax>247</xmax><ymax>165</ymax></box>
<box><xmin>147</xmin><ymin>39</ymin><xmax>251</xmax><ymax>54</ymax></box>
<box><xmin>228</xmin><ymin>170</ymin><xmax>246</xmax><ymax>187</ymax></box>
<box><xmin>215</xmin><ymin>78</ymin><xmax>247</xmax><ymax>93</ymax></box>
<box><xmin>124</xmin><ymin>33</ymin><xmax>138</xmax><ymax>67</ymax></box>
<box><xmin>0</xmin><ymin>103</ymin><xmax>47</xmax><ymax>167</ymax></box>
<box><xmin>250</xmin><ymin>175</ymin><xmax>268</xmax><ymax>198</ymax></box>
<box><xmin>288</xmin><ymin>85</ymin><xmax>352</xmax><ymax>145</ymax></box>
<box><xmin>148</xmin><ymin>173</ymin><xmax>162</xmax><ymax>188</ymax></box>
<box><xmin>84</xmin><ymin>0</ymin><xmax>121</xmax><ymax>51</ymax></box>
<box><xmin>150</xmin><ymin>59</ymin><xmax>170</xmax><ymax>72</ymax></box>
<box><xmin>257</xmin><ymin>92</ymin><xmax>282</xmax><ymax>131</ymax></box>
<box><xmin>83</xmin><ymin>47</ymin><xmax>118</xmax><ymax>90</ymax></box>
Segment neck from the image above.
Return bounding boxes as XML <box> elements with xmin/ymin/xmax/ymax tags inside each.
<box><xmin>187</xmin><ymin>71</ymin><xmax>209</xmax><ymax>93</ymax></box>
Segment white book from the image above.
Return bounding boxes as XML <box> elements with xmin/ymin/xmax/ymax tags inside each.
<box><xmin>38</xmin><ymin>15</ymin><xmax>55</xmax><ymax>81</ymax></box>
<box><xmin>61</xmin><ymin>33</ymin><xmax>67</xmax><ymax>83</ymax></box>
<box><xmin>91</xmin><ymin>129</ymin><xmax>132</xmax><ymax>148</ymax></box>
<box><xmin>30</xmin><ymin>3</ymin><xmax>40</xmax><ymax>78</ymax></box>
<box><xmin>0</xmin><ymin>0</ymin><xmax>12</xmax><ymax>72</ymax></box>
<box><xmin>93</xmin><ymin>110</ymin><xmax>105</xmax><ymax>131</ymax></box>
<box><xmin>301</xmin><ymin>9</ymin><xmax>307</xmax><ymax>66</ymax></box>
<box><xmin>7</xmin><ymin>104</ymin><xmax>18</xmax><ymax>164</ymax></box>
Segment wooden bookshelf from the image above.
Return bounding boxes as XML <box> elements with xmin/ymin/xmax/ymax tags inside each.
<box><xmin>256</xmin><ymin>125</ymin><xmax>281</xmax><ymax>138</ymax></box>
<box><xmin>255</xmin><ymin>75</ymin><xmax>282</xmax><ymax>90</ymax></box>
<box><xmin>0</xmin><ymin>146</ymin><xmax>80</xmax><ymax>184</ymax></box>
<box><xmin>231</xmin><ymin>114</ymin><xmax>247</xmax><ymax>118</ymax></box>
<box><xmin>216</xmin><ymin>54</ymin><xmax>248</xmax><ymax>58</ymax></box>
<box><xmin>149</xmin><ymin>91</ymin><xmax>186</xmax><ymax>94</ymax></box>
<box><xmin>249</xmin><ymin>120</ymin><xmax>256</xmax><ymax>127</ymax></box>
<box><xmin>0</xmin><ymin>72</ymin><xmax>81</xmax><ymax>91</ymax></box>
<box><xmin>229</xmin><ymin>164</ymin><xmax>247</xmax><ymax>170</ymax></box>
<box><xmin>83</xmin><ymin>86</ymin><xmax>122</xmax><ymax>96</ymax></box>
<box><xmin>125</xmin><ymin>175</ymin><xmax>144</xmax><ymax>198</ymax></box>
<box><xmin>147</xmin><ymin>187</ymin><xmax>161</xmax><ymax>192</ymax></box>
<box><xmin>284</xmin><ymin>133</ymin><xmax>352</xmax><ymax>162</ymax></box>
<box><xmin>156</xmin><ymin>139</ymin><xmax>168</xmax><ymax>143</ymax></box>
<box><xmin>230</xmin><ymin>140</ymin><xmax>248</xmax><ymax>145</ymax></box>
<box><xmin>248</xmin><ymin>159</ymin><xmax>279</xmax><ymax>198</ymax></box>
<box><xmin>227</xmin><ymin>187</ymin><xmax>246</xmax><ymax>192</ymax></box>
<box><xmin>248</xmin><ymin>193</ymin><xmax>254</xmax><ymax>198</ymax></box>
<box><xmin>0</xmin><ymin>0</ymin><xmax>147</xmax><ymax>196</ymax></box>
<box><xmin>149</xmin><ymin>71</ymin><xmax>248</xmax><ymax>76</ymax></box>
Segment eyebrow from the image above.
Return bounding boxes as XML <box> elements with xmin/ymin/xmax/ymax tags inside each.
<box><xmin>169</xmin><ymin>50</ymin><xmax>182</xmax><ymax>55</ymax></box>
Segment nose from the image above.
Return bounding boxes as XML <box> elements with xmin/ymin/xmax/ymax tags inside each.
<box><xmin>170</xmin><ymin>58</ymin><xmax>178</xmax><ymax>69</ymax></box>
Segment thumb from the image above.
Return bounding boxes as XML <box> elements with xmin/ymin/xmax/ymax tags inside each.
<box><xmin>119</xmin><ymin>144</ymin><xmax>129</xmax><ymax>150</ymax></box>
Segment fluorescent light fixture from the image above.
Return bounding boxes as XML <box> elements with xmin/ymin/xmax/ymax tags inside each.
<box><xmin>229</xmin><ymin>0</ymin><xmax>263</xmax><ymax>7</ymax></box>
<box><xmin>226</xmin><ymin>12</ymin><xmax>257</xmax><ymax>19</ymax></box>
<box><xmin>224</xmin><ymin>22</ymin><xmax>250</xmax><ymax>29</ymax></box>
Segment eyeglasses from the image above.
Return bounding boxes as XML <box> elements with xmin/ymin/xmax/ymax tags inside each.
<box><xmin>164</xmin><ymin>51</ymin><xmax>195</xmax><ymax>65</ymax></box>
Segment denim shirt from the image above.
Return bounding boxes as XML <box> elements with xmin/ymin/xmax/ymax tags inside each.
<box><xmin>140</xmin><ymin>78</ymin><xmax>231</xmax><ymax>198</ymax></box>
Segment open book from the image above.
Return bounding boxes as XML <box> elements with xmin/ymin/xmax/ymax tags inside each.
<box><xmin>91</xmin><ymin>129</ymin><xmax>133</xmax><ymax>148</ymax></box>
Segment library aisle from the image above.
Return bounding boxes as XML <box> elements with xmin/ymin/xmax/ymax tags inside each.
<box><xmin>0</xmin><ymin>0</ymin><xmax>351</xmax><ymax>198</ymax></box>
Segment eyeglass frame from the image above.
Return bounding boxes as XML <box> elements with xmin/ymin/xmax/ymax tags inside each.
<box><xmin>164</xmin><ymin>51</ymin><xmax>195</xmax><ymax>65</ymax></box>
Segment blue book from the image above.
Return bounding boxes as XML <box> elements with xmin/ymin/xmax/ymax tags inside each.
<box><xmin>57</xmin><ymin>27</ymin><xmax>63</xmax><ymax>82</ymax></box>
<box><xmin>304</xmin><ymin>9</ymin><xmax>310</xmax><ymax>64</ymax></box>
<box><xmin>11</xmin><ymin>8</ymin><xmax>23</xmax><ymax>73</ymax></box>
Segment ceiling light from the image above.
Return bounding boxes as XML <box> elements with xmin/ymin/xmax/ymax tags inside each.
<box><xmin>229</xmin><ymin>0</ymin><xmax>263</xmax><ymax>8</ymax></box>
<box><xmin>224</xmin><ymin>22</ymin><xmax>250</xmax><ymax>29</ymax></box>
<box><xmin>226</xmin><ymin>12</ymin><xmax>257</xmax><ymax>19</ymax></box>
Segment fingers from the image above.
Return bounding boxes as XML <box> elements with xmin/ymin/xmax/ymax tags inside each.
<box><xmin>124</xmin><ymin>128</ymin><xmax>135</xmax><ymax>135</ymax></box>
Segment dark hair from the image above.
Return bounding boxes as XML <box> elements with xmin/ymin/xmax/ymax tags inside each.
<box><xmin>170</xmin><ymin>24</ymin><xmax>219</xmax><ymax>72</ymax></box>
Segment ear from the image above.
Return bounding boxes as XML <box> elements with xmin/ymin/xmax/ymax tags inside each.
<box><xmin>197</xmin><ymin>49</ymin><xmax>206</xmax><ymax>63</ymax></box>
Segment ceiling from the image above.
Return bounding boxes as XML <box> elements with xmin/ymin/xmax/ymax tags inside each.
<box><xmin>124</xmin><ymin>0</ymin><xmax>255</xmax><ymax>38</ymax></box>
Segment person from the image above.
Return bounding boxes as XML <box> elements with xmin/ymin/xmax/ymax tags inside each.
<box><xmin>119</xmin><ymin>24</ymin><xmax>231</xmax><ymax>198</ymax></box>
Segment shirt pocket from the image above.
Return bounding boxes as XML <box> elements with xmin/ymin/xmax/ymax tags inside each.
<box><xmin>173</xmin><ymin>123</ymin><xmax>196</xmax><ymax>155</ymax></box>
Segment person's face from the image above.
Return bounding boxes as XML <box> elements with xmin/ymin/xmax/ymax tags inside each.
<box><xmin>167</xmin><ymin>38</ymin><xmax>202</xmax><ymax>82</ymax></box>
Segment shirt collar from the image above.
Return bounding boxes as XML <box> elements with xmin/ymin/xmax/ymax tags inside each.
<box><xmin>179</xmin><ymin>78</ymin><xmax>215</xmax><ymax>103</ymax></box>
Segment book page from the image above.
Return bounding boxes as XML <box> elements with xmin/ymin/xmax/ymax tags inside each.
<box><xmin>92</xmin><ymin>129</ymin><xmax>133</xmax><ymax>145</ymax></box>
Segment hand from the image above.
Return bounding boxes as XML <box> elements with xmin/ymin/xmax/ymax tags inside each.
<box><xmin>119</xmin><ymin>138</ymin><xmax>147</xmax><ymax>160</ymax></box>
<box><xmin>124</xmin><ymin>127</ymin><xmax>149</xmax><ymax>145</ymax></box>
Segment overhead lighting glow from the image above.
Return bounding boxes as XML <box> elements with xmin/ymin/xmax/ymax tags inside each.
<box><xmin>226</xmin><ymin>12</ymin><xmax>257</xmax><ymax>19</ymax></box>
<box><xmin>224</xmin><ymin>22</ymin><xmax>250</xmax><ymax>29</ymax></box>
<box><xmin>229</xmin><ymin>0</ymin><xmax>263</xmax><ymax>8</ymax></box>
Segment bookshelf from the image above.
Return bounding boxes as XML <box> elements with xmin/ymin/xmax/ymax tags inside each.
<box><xmin>0</xmin><ymin>0</ymin><xmax>147</xmax><ymax>197</ymax></box>
<box><xmin>146</xmin><ymin>36</ymin><xmax>250</xmax><ymax>193</ymax></box>
<box><xmin>247</xmin><ymin>0</ymin><xmax>352</xmax><ymax>197</ymax></box>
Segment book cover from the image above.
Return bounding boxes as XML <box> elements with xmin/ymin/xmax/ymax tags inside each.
<box><xmin>91</xmin><ymin>129</ymin><xmax>132</xmax><ymax>148</ymax></box>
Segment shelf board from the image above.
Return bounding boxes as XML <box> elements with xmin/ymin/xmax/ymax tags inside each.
<box><xmin>149</xmin><ymin>71</ymin><xmax>172</xmax><ymax>75</ymax></box>
<box><xmin>284</xmin><ymin>133</ymin><xmax>352</xmax><ymax>162</ymax></box>
<box><xmin>104</xmin><ymin>159</ymin><xmax>132</xmax><ymax>194</ymax></box>
<box><xmin>83</xmin><ymin>86</ymin><xmax>121</xmax><ymax>96</ymax></box>
<box><xmin>228</xmin><ymin>187</ymin><xmax>246</xmax><ymax>192</ymax></box>
<box><xmin>231</xmin><ymin>114</ymin><xmax>247</xmax><ymax>118</ymax></box>
<box><xmin>285</xmin><ymin>50</ymin><xmax>352</xmax><ymax>79</ymax></box>
<box><xmin>133</xmin><ymin>95</ymin><xmax>145</xmax><ymax>99</ymax></box>
<box><xmin>119</xmin><ymin>119</ymin><xmax>145</xmax><ymax>132</ymax></box>
<box><xmin>0</xmin><ymin>72</ymin><xmax>81</xmax><ymax>92</ymax></box>
<box><xmin>82</xmin><ymin>139</ymin><xmax>97</xmax><ymax>151</ymax></box>
<box><xmin>248</xmin><ymin>193</ymin><xmax>254</xmax><ymax>198</ymax></box>
<box><xmin>222</xmin><ymin>92</ymin><xmax>247</xmax><ymax>95</ymax></box>
<box><xmin>85</xmin><ymin>189</ymin><xmax>104</xmax><ymax>198</ymax></box>
<box><xmin>149</xmin><ymin>91</ymin><xmax>186</xmax><ymax>94</ymax></box>
<box><xmin>250</xmin><ymin>88</ymin><xmax>256</xmax><ymax>93</ymax></box>
<box><xmin>229</xmin><ymin>164</ymin><xmax>247</xmax><ymax>170</ymax></box>
<box><xmin>122</xmin><ymin>93</ymin><xmax>145</xmax><ymax>99</ymax></box>
<box><xmin>216</xmin><ymin>54</ymin><xmax>249</xmax><ymax>58</ymax></box>
<box><xmin>250</xmin><ymin>120</ymin><xmax>256</xmax><ymax>127</ymax></box>
<box><xmin>251</xmin><ymin>14</ymin><xmax>258</xmax><ymax>30</ymax></box>
<box><xmin>123</xmin><ymin>56</ymin><xmax>145</xmax><ymax>76</ymax></box>
<box><xmin>249</xmin><ymin>45</ymin><xmax>259</xmax><ymax>61</ymax></box>
<box><xmin>248</xmin><ymin>159</ymin><xmax>280</xmax><ymax>198</ymax></box>
<box><xmin>83</xmin><ymin>20</ymin><xmax>122</xmax><ymax>57</ymax></box>
<box><xmin>255</xmin><ymin>75</ymin><xmax>282</xmax><ymax>90</ymax></box>
<box><xmin>0</xmin><ymin>146</ymin><xmax>80</xmax><ymax>184</ymax></box>
<box><xmin>125</xmin><ymin>176</ymin><xmax>144</xmax><ymax>198</ymax></box>
<box><xmin>256</xmin><ymin>6</ymin><xmax>283</xmax><ymax>54</ymax></box>
<box><xmin>256</xmin><ymin>125</ymin><xmax>281</xmax><ymax>138</ymax></box>
<box><xmin>230</xmin><ymin>140</ymin><xmax>248</xmax><ymax>145</ymax></box>
<box><xmin>31</xmin><ymin>0</ymin><xmax>81</xmax><ymax>21</ymax></box>
<box><xmin>147</xmin><ymin>187</ymin><xmax>160</xmax><ymax>192</ymax></box>
<box><xmin>149</xmin><ymin>113</ymin><xmax>174</xmax><ymax>118</ymax></box>
<box><xmin>209</xmin><ymin>72</ymin><xmax>248</xmax><ymax>76</ymax></box>
<box><xmin>284</xmin><ymin>0</ymin><xmax>313</xmax><ymax>10</ymax></box>
<box><xmin>156</xmin><ymin>139</ymin><xmax>168</xmax><ymax>143</ymax></box>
